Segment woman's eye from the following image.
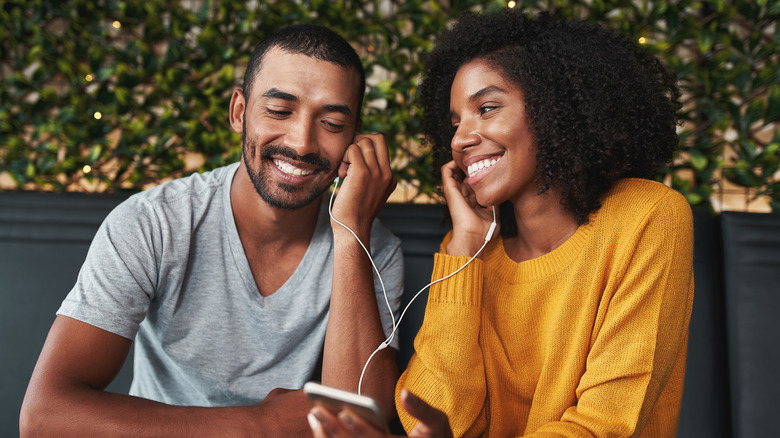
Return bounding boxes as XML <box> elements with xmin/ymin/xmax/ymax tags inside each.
<box><xmin>449</xmin><ymin>124</ymin><xmax>459</xmax><ymax>135</ymax></box>
<box><xmin>480</xmin><ymin>105</ymin><xmax>498</xmax><ymax>115</ymax></box>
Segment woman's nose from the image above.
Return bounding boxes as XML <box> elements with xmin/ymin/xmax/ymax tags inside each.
<box><xmin>450</xmin><ymin>123</ymin><xmax>481</xmax><ymax>154</ymax></box>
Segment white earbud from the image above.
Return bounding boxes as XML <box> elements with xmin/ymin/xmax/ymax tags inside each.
<box><xmin>486</xmin><ymin>210</ymin><xmax>497</xmax><ymax>242</ymax></box>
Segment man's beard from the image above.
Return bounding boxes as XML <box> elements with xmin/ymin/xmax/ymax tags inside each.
<box><xmin>242</xmin><ymin>130</ymin><xmax>333</xmax><ymax>210</ymax></box>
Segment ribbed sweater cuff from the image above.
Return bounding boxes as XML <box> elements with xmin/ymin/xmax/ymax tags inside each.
<box><xmin>428</xmin><ymin>253</ymin><xmax>484</xmax><ymax>305</ymax></box>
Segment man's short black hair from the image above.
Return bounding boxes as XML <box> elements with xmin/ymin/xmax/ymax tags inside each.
<box><xmin>243</xmin><ymin>24</ymin><xmax>366</xmax><ymax>112</ymax></box>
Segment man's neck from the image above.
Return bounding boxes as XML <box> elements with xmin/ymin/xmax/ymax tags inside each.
<box><xmin>230</xmin><ymin>162</ymin><xmax>321</xmax><ymax>246</ymax></box>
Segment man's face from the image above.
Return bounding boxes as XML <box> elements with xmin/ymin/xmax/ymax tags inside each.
<box><xmin>240</xmin><ymin>47</ymin><xmax>361</xmax><ymax>210</ymax></box>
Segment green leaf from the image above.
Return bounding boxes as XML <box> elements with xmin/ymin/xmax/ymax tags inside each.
<box><xmin>745</xmin><ymin>99</ymin><xmax>766</xmax><ymax>127</ymax></box>
<box><xmin>767</xmin><ymin>84</ymin><xmax>780</xmax><ymax>122</ymax></box>
<box><xmin>690</xmin><ymin>149</ymin><xmax>709</xmax><ymax>172</ymax></box>
<box><xmin>88</xmin><ymin>144</ymin><xmax>102</xmax><ymax>163</ymax></box>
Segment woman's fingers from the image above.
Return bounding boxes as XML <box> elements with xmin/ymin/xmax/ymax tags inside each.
<box><xmin>400</xmin><ymin>390</ymin><xmax>453</xmax><ymax>438</ymax></box>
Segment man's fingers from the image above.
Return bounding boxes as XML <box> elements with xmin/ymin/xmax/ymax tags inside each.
<box><xmin>354</xmin><ymin>133</ymin><xmax>391</xmax><ymax>171</ymax></box>
<box><xmin>308</xmin><ymin>412</ymin><xmax>330</xmax><ymax>438</ymax></box>
<box><xmin>308</xmin><ymin>406</ymin><xmax>389</xmax><ymax>438</ymax></box>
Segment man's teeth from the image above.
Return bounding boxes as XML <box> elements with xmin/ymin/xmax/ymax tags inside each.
<box><xmin>467</xmin><ymin>157</ymin><xmax>500</xmax><ymax>178</ymax></box>
<box><xmin>274</xmin><ymin>159</ymin><xmax>313</xmax><ymax>176</ymax></box>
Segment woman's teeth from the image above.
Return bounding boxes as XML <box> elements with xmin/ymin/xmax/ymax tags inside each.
<box><xmin>274</xmin><ymin>159</ymin><xmax>313</xmax><ymax>176</ymax></box>
<box><xmin>467</xmin><ymin>157</ymin><xmax>500</xmax><ymax>178</ymax></box>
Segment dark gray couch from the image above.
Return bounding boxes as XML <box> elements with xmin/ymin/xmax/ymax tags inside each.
<box><xmin>3</xmin><ymin>191</ymin><xmax>778</xmax><ymax>436</ymax></box>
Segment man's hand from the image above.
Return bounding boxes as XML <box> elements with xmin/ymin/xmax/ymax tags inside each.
<box><xmin>306</xmin><ymin>389</ymin><xmax>452</xmax><ymax>438</ymax></box>
<box><xmin>330</xmin><ymin>133</ymin><xmax>397</xmax><ymax>240</ymax></box>
<box><xmin>250</xmin><ymin>388</ymin><xmax>314</xmax><ymax>437</ymax></box>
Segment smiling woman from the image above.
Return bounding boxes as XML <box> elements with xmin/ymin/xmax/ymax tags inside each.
<box><xmin>392</xmin><ymin>9</ymin><xmax>694</xmax><ymax>438</ymax></box>
<box><xmin>448</xmin><ymin>59</ymin><xmax>538</xmax><ymax>213</ymax></box>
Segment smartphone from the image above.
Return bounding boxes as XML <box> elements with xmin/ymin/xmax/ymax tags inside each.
<box><xmin>303</xmin><ymin>381</ymin><xmax>388</xmax><ymax>432</ymax></box>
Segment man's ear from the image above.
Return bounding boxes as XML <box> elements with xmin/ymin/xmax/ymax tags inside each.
<box><xmin>229</xmin><ymin>89</ymin><xmax>245</xmax><ymax>134</ymax></box>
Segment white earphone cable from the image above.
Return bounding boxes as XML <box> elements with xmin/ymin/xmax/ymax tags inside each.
<box><xmin>328</xmin><ymin>177</ymin><xmax>496</xmax><ymax>395</ymax></box>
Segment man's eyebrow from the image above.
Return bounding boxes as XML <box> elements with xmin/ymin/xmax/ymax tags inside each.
<box><xmin>261</xmin><ymin>88</ymin><xmax>352</xmax><ymax>117</ymax></box>
<box><xmin>261</xmin><ymin>88</ymin><xmax>298</xmax><ymax>102</ymax></box>
<box><xmin>322</xmin><ymin>103</ymin><xmax>352</xmax><ymax>117</ymax></box>
<box><xmin>469</xmin><ymin>85</ymin><xmax>506</xmax><ymax>103</ymax></box>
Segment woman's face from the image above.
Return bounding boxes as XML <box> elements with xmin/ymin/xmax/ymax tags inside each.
<box><xmin>449</xmin><ymin>58</ymin><xmax>538</xmax><ymax>208</ymax></box>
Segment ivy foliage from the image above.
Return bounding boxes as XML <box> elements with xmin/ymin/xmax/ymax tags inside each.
<box><xmin>1</xmin><ymin>0</ymin><xmax>778</xmax><ymax>211</ymax></box>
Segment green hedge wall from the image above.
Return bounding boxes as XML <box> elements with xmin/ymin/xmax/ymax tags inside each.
<box><xmin>1</xmin><ymin>0</ymin><xmax>778</xmax><ymax>211</ymax></box>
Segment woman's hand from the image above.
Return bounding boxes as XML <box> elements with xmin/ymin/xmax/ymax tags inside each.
<box><xmin>307</xmin><ymin>389</ymin><xmax>452</xmax><ymax>438</ymax></box>
<box><xmin>440</xmin><ymin>160</ymin><xmax>498</xmax><ymax>257</ymax></box>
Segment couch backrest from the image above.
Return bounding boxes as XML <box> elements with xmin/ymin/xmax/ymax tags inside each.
<box><xmin>5</xmin><ymin>192</ymin><xmax>773</xmax><ymax>437</ymax></box>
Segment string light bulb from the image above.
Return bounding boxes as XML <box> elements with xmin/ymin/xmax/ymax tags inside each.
<box><xmin>508</xmin><ymin>1</ymin><xmax>516</xmax><ymax>7</ymax></box>
<box><xmin>85</xmin><ymin>74</ymin><xmax>93</xmax><ymax>82</ymax></box>
<box><xmin>112</xmin><ymin>21</ymin><xmax>121</xmax><ymax>29</ymax></box>
<box><xmin>638</xmin><ymin>36</ymin><xmax>647</xmax><ymax>45</ymax></box>
<box><xmin>93</xmin><ymin>111</ymin><xmax>102</xmax><ymax>120</ymax></box>
<box><xmin>83</xmin><ymin>165</ymin><xmax>92</xmax><ymax>174</ymax></box>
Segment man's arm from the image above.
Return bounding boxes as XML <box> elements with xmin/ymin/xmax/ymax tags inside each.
<box><xmin>322</xmin><ymin>133</ymin><xmax>399</xmax><ymax>421</ymax></box>
<box><xmin>20</xmin><ymin>315</ymin><xmax>313</xmax><ymax>437</ymax></box>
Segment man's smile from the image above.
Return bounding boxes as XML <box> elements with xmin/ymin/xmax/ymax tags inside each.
<box><xmin>273</xmin><ymin>158</ymin><xmax>316</xmax><ymax>177</ymax></box>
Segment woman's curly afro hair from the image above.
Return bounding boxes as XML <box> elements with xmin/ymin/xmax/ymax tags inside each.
<box><xmin>420</xmin><ymin>9</ymin><xmax>682</xmax><ymax>228</ymax></box>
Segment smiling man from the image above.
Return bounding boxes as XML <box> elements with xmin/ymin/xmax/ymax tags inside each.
<box><xmin>20</xmin><ymin>24</ymin><xmax>403</xmax><ymax>437</ymax></box>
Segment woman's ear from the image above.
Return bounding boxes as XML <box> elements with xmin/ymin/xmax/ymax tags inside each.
<box><xmin>228</xmin><ymin>89</ymin><xmax>245</xmax><ymax>134</ymax></box>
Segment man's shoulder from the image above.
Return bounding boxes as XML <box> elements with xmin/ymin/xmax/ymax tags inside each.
<box><xmin>105</xmin><ymin>163</ymin><xmax>238</xmax><ymax>228</ymax></box>
<box><xmin>369</xmin><ymin>216</ymin><xmax>403</xmax><ymax>260</ymax></box>
<box><xmin>133</xmin><ymin>163</ymin><xmax>238</xmax><ymax>206</ymax></box>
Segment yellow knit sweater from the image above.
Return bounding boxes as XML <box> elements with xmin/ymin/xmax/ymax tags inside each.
<box><xmin>396</xmin><ymin>179</ymin><xmax>695</xmax><ymax>437</ymax></box>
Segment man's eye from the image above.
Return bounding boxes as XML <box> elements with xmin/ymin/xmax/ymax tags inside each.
<box><xmin>322</xmin><ymin>120</ymin><xmax>346</xmax><ymax>131</ymax></box>
<box><xmin>266</xmin><ymin>108</ymin><xmax>291</xmax><ymax>117</ymax></box>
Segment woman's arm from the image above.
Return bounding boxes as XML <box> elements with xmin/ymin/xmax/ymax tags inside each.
<box><xmin>396</xmin><ymin>250</ymin><xmax>488</xmax><ymax>437</ymax></box>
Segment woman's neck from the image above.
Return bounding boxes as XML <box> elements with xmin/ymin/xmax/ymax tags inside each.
<box><xmin>503</xmin><ymin>193</ymin><xmax>579</xmax><ymax>263</ymax></box>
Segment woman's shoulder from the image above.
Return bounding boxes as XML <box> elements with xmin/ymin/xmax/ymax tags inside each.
<box><xmin>594</xmin><ymin>178</ymin><xmax>692</xmax><ymax>231</ymax></box>
<box><xmin>606</xmin><ymin>178</ymin><xmax>689</xmax><ymax>212</ymax></box>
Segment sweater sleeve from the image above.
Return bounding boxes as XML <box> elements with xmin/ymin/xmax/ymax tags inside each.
<box><xmin>396</xmin><ymin>249</ymin><xmax>488</xmax><ymax>437</ymax></box>
<box><xmin>528</xmin><ymin>190</ymin><xmax>695</xmax><ymax>437</ymax></box>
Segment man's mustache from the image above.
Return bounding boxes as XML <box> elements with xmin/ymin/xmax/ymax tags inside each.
<box><xmin>260</xmin><ymin>144</ymin><xmax>331</xmax><ymax>172</ymax></box>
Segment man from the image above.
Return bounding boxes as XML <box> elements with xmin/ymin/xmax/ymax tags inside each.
<box><xmin>20</xmin><ymin>24</ymin><xmax>403</xmax><ymax>436</ymax></box>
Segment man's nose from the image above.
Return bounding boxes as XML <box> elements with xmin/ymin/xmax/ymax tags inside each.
<box><xmin>283</xmin><ymin>117</ymin><xmax>319</xmax><ymax>156</ymax></box>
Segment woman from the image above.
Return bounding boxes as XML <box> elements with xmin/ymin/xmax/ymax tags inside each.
<box><xmin>309</xmin><ymin>9</ymin><xmax>694</xmax><ymax>437</ymax></box>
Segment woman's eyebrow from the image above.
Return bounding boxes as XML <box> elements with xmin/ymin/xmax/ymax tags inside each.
<box><xmin>469</xmin><ymin>85</ymin><xmax>506</xmax><ymax>103</ymax></box>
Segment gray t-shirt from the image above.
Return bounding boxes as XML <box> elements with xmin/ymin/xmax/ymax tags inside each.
<box><xmin>57</xmin><ymin>163</ymin><xmax>404</xmax><ymax>407</ymax></box>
